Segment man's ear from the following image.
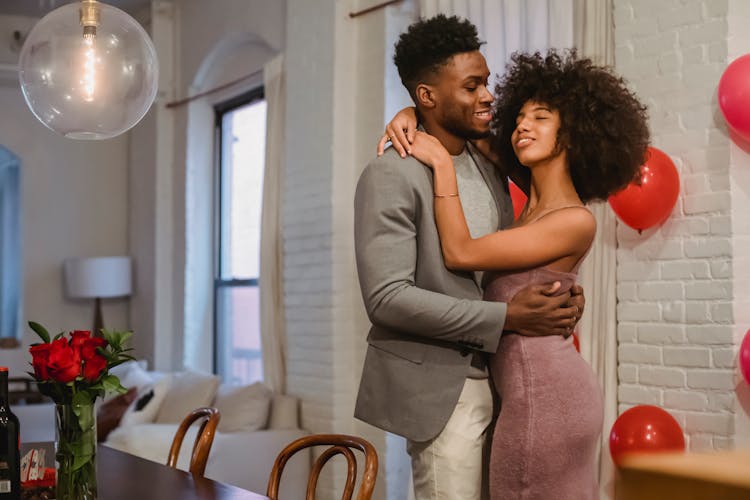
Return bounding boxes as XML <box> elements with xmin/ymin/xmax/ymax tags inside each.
<box><xmin>415</xmin><ymin>83</ymin><xmax>436</xmax><ymax>109</ymax></box>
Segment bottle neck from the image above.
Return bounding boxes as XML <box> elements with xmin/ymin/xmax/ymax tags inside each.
<box><xmin>0</xmin><ymin>371</ymin><xmax>9</xmax><ymax>407</ymax></box>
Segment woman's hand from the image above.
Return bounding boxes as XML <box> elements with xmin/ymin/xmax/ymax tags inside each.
<box><xmin>378</xmin><ymin>106</ymin><xmax>418</xmax><ymax>158</ymax></box>
<box><xmin>409</xmin><ymin>131</ymin><xmax>452</xmax><ymax>169</ymax></box>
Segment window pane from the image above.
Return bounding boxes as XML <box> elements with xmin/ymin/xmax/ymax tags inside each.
<box><xmin>219</xmin><ymin>99</ymin><xmax>267</xmax><ymax>280</ymax></box>
<box><xmin>0</xmin><ymin>149</ymin><xmax>21</xmax><ymax>342</ymax></box>
<box><xmin>215</xmin><ymin>285</ymin><xmax>263</xmax><ymax>385</ymax></box>
<box><xmin>215</xmin><ymin>93</ymin><xmax>266</xmax><ymax>386</ymax></box>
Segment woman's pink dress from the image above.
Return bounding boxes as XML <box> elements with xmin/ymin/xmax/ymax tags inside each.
<box><xmin>483</xmin><ymin>267</ymin><xmax>603</xmax><ymax>500</ymax></box>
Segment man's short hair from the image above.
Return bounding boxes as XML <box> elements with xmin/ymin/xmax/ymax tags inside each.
<box><xmin>394</xmin><ymin>14</ymin><xmax>484</xmax><ymax>98</ymax></box>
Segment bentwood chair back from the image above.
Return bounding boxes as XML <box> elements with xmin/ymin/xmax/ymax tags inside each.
<box><xmin>167</xmin><ymin>407</ymin><xmax>221</xmax><ymax>477</ymax></box>
<box><xmin>266</xmin><ymin>433</ymin><xmax>378</xmax><ymax>500</ymax></box>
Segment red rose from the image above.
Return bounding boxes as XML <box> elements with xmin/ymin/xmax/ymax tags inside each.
<box><xmin>70</xmin><ymin>330</ymin><xmax>92</xmax><ymax>356</ymax></box>
<box><xmin>29</xmin><ymin>343</ymin><xmax>53</xmax><ymax>380</ymax></box>
<box><xmin>46</xmin><ymin>338</ymin><xmax>81</xmax><ymax>383</ymax></box>
<box><xmin>82</xmin><ymin>353</ymin><xmax>107</xmax><ymax>382</ymax></box>
<box><xmin>81</xmin><ymin>337</ymin><xmax>106</xmax><ymax>358</ymax></box>
<box><xmin>81</xmin><ymin>337</ymin><xmax>108</xmax><ymax>382</ymax></box>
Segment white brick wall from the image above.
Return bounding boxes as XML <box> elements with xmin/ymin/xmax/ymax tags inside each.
<box><xmin>283</xmin><ymin>1</ymin><xmax>418</xmax><ymax>497</ymax></box>
<box><xmin>614</xmin><ymin>0</ymin><xmax>743</xmax><ymax>450</ymax></box>
<box><xmin>728</xmin><ymin>0</ymin><xmax>750</xmax><ymax>447</ymax></box>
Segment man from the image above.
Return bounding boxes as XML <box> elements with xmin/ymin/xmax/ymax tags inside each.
<box><xmin>354</xmin><ymin>15</ymin><xmax>583</xmax><ymax>499</ymax></box>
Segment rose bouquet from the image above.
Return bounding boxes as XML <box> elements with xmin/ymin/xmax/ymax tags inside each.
<box><xmin>28</xmin><ymin>322</ymin><xmax>133</xmax><ymax>404</ymax></box>
<box><xmin>27</xmin><ymin>321</ymin><xmax>135</xmax><ymax>500</ymax></box>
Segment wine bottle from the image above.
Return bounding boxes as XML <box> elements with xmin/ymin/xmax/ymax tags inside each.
<box><xmin>0</xmin><ymin>367</ymin><xmax>20</xmax><ymax>500</ymax></box>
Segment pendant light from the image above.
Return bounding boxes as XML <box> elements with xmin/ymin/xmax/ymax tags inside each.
<box><xmin>18</xmin><ymin>0</ymin><xmax>159</xmax><ymax>140</ymax></box>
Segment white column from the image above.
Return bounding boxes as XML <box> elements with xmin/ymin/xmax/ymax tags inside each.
<box><xmin>152</xmin><ymin>1</ymin><xmax>179</xmax><ymax>370</ymax></box>
<box><xmin>129</xmin><ymin>1</ymin><xmax>179</xmax><ymax>370</ymax></box>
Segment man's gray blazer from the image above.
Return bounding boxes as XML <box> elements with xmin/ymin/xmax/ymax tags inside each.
<box><xmin>354</xmin><ymin>142</ymin><xmax>515</xmax><ymax>442</ymax></box>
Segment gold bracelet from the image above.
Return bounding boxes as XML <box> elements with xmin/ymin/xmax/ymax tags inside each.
<box><xmin>434</xmin><ymin>193</ymin><xmax>459</xmax><ymax>198</ymax></box>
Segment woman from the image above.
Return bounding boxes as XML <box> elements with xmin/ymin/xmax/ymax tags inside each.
<box><xmin>383</xmin><ymin>50</ymin><xmax>649</xmax><ymax>498</ymax></box>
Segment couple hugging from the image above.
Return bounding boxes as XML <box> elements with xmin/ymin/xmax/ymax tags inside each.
<box><xmin>353</xmin><ymin>14</ymin><xmax>649</xmax><ymax>500</ymax></box>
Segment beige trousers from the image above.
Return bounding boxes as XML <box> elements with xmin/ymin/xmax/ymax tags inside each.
<box><xmin>406</xmin><ymin>378</ymin><xmax>494</xmax><ymax>500</ymax></box>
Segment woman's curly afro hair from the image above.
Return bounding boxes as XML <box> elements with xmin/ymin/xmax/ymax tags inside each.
<box><xmin>491</xmin><ymin>50</ymin><xmax>650</xmax><ymax>203</ymax></box>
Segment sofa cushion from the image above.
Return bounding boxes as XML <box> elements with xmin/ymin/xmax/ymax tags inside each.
<box><xmin>268</xmin><ymin>394</ymin><xmax>300</xmax><ymax>430</ymax></box>
<box><xmin>105</xmin><ymin>422</ymin><xmax>185</xmax><ymax>464</ymax></box>
<box><xmin>102</xmin><ymin>360</ymin><xmax>152</xmax><ymax>404</ymax></box>
<box><xmin>154</xmin><ymin>371</ymin><xmax>220</xmax><ymax>424</ymax></box>
<box><xmin>120</xmin><ymin>375</ymin><xmax>172</xmax><ymax>427</ymax></box>
<box><xmin>213</xmin><ymin>382</ymin><xmax>272</xmax><ymax>432</ymax></box>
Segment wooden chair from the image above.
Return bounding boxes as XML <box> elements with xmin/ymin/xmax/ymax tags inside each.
<box><xmin>166</xmin><ymin>407</ymin><xmax>221</xmax><ymax>477</ymax></box>
<box><xmin>267</xmin><ymin>433</ymin><xmax>378</xmax><ymax>500</ymax></box>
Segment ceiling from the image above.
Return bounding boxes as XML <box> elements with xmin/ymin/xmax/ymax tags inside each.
<box><xmin>0</xmin><ymin>0</ymin><xmax>151</xmax><ymax>17</ymax></box>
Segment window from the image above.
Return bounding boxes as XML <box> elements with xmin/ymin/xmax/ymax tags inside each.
<box><xmin>0</xmin><ymin>146</ymin><xmax>21</xmax><ymax>346</ymax></box>
<box><xmin>214</xmin><ymin>89</ymin><xmax>267</xmax><ymax>385</ymax></box>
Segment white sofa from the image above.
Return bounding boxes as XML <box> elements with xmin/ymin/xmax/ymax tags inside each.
<box><xmin>104</xmin><ymin>394</ymin><xmax>310</xmax><ymax>497</ymax></box>
<box><xmin>12</xmin><ymin>365</ymin><xmax>310</xmax><ymax>497</ymax></box>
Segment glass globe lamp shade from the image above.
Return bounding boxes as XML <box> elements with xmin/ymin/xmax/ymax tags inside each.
<box><xmin>18</xmin><ymin>1</ymin><xmax>159</xmax><ymax>140</ymax></box>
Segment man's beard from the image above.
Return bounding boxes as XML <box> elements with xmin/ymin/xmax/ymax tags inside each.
<box><xmin>444</xmin><ymin>119</ymin><xmax>492</xmax><ymax>141</ymax></box>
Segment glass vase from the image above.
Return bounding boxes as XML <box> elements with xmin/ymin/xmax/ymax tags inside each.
<box><xmin>55</xmin><ymin>403</ymin><xmax>98</xmax><ymax>500</ymax></box>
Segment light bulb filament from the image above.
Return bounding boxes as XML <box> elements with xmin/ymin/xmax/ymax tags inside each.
<box><xmin>82</xmin><ymin>37</ymin><xmax>96</xmax><ymax>102</ymax></box>
<box><xmin>79</xmin><ymin>0</ymin><xmax>100</xmax><ymax>103</ymax></box>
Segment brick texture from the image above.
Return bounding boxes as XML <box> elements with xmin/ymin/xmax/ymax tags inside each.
<box><xmin>614</xmin><ymin>0</ymin><xmax>738</xmax><ymax>450</ymax></box>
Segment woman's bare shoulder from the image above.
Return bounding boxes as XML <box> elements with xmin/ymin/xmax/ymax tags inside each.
<box><xmin>531</xmin><ymin>206</ymin><xmax>597</xmax><ymax>242</ymax></box>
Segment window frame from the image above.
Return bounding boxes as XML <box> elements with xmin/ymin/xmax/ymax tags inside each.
<box><xmin>212</xmin><ymin>87</ymin><xmax>266</xmax><ymax>379</ymax></box>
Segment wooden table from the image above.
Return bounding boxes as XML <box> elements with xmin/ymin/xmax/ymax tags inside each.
<box><xmin>616</xmin><ymin>450</ymin><xmax>750</xmax><ymax>500</ymax></box>
<box><xmin>24</xmin><ymin>444</ymin><xmax>269</xmax><ymax>500</ymax></box>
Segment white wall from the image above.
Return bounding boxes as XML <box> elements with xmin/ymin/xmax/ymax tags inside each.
<box><xmin>614</xmin><ymin>0</ymin><xmax>749</xmax><ymax>450</ymax></box>
<box><xmin>728</xmin><ymin>0</ymin><xmax>750</xmax><ymax>447</ymax></box>
<box><xmin>0</xmin><ymin>13</ymin><xmax>130</xmax><ymax>375</ymax></box>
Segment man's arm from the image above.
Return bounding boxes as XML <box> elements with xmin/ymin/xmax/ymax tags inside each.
<box><xmin>354</xmin><ymin>157</ymin><xmax>505</xmax><ymax>353</ymax></box>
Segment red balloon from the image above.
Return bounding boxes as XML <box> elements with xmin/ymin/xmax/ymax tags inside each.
<box><xmin>609</xmin><ymin>405</ymin><xmax>685</xmax><ymax>466</ymax></box>
<box><xmin>740</xmin><ymin>329</ymin><xmax>750</xmax><ymax>385</ymax></box>
<box><xmin>719</xmin><ymin>54</ymin><xmax>750</xmax><ymax>142</ymax></box>
<box><xmin>509</xmin><ymin>181</ymin><xmax>527</xmax><ymax>220</ymax></box>
<box><xmin>608</xmin><ymin>147</ymin><xmax>680</xmax><ymax>232</ymax></box>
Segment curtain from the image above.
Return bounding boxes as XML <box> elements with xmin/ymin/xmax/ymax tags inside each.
<box><xmin>574</xmin><ymin>1</ymin><xmax>618</xmax><ymax>498</ymax></box>
<box><xmin>259</xmin><ymin>54</ymin><xmax>287</xmax><ymax>394</ymax></box>
<box><xmin>419</xmin><ymin>0</ymin><xmax>575</xmax><ymax>80</ymax></box>
<box><xmin>418</xmin><ymin>2</ymin><xmax>618</xmax><ymax>498</ymax></box>
<box><xmin>0</xmin><ymin>146</ymin><xmax>21</xmax><ymax>342</ymax></box>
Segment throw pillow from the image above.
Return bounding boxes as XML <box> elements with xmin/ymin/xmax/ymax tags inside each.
<box><xmin>97</xmin><ymin>387</ymin><xmax>138</xmax><ymax>441</ymax></box>
<box><xmin>119</xmin><ymin>375</ymin><xmax>172</xmax><ymax>427</ymax></box>
<box><xmin>213</xmin><ymin>382</ymin><xmax>272</xmax><ymax>433</ymax></box>
<box><xmin>101</xmin><ymin>360</ymin><xmax>153</xmax><ymax>404</ymax></box>
<box><xmin>154</xmin><ymin>371</ymin><xmax>220</xmax><ymax>424</ymax></box>
<box><xmin>118</xmin><ymin>361</ymin><xmax>155</xmax><ymax>393</ymax></box>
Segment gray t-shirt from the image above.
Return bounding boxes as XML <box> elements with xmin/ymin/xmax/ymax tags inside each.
<box><xmin>453</xmin><ymin>148</ymin><xmax>499</xmax><ymax>379</ymax></box>
<box><xmin>453</xmin><ymin>148</ymin><xmax>499</xmax><ymax>286</ymax></box>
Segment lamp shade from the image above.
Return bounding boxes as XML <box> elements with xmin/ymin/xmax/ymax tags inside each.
<box><xmin>64</xmin><ymin>256</ymin><xmax>132</xmax><ymax>298</ymax></box>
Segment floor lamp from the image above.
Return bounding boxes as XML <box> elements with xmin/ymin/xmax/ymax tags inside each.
<box><xmin>63</xmin><ymin>256</ymin><xmax>132</xmax><ymax>336</ymax></box>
